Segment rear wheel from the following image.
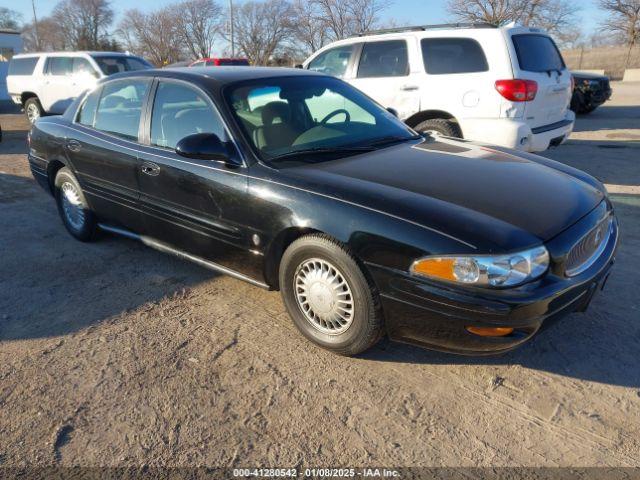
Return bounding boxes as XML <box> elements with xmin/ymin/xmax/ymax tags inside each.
<box><xmin>24</xmin><ymin>97</ymin><xmax>44</xmax><ymax>124</ymax></box>
<box><xmin>54</xmin><ymin>167</ymin><xmax>97</xmax><ymax>242</ymax></box>
<box><xmin>279</xmin><ymin>235</ymin><xmax>384</xmax><ymax>356</ymax></box>
<box><xmin>414</xmin><ymin>118</ymin><xmax>462</xmax><ymax>138</ymax></box>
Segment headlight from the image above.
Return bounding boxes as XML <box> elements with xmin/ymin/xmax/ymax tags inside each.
<box><xmin>411</xmin><ymin>246</ymin><xmax>549</xmax><ymax>287</ymax></box>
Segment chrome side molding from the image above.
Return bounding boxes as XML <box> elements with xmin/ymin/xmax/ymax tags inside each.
<box><xmin>98</xmin><ymin>223</ymin><xmax>270</xmax><ymax>289</ymax></box>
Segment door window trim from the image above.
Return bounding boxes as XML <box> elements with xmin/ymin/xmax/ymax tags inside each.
<box><xmin>142</xmin><ymin>77</ymin><xmax>247</xmax><ymax>167</ymax></box>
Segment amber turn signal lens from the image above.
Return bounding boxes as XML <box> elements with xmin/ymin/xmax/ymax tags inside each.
<box><xmin>412</xmin><ymin>258</ymin><xmax>457</xmax><ymax>281</ymax></box>
<box><xmin>466</xmin><ymin>326</ymin><xmax>514</xmax><ymax>337</ymax></box>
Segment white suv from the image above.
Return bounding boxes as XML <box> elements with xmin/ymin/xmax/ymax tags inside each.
<box><xmin>7</xmin><ymin>51</ymin><xmax>152</xmax><ymax>123</ymax></box>
<box><xmin>302</xmin><ymin>23</ymin><xmax>575</xmax><ymax>152</ymax></box>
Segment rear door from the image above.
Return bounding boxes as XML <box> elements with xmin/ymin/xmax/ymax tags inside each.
<box><xmin>508</xmin><ymin>32</ymin><xmax>572</xmax><ymax>129</ymax></box>
<box><xmin>65</xmin><ymin>77</ymin><xmax>151</xmax><ymax>230</ymax></box>
<box><xmin>349</xmin><ymin>39</ymin><xmax>421</xmax><ymax>120</ymax></box>
<box><xmin>41</xmin><ymin>56</ymin><xmax>77</xmax><ymax>113</ymax></box>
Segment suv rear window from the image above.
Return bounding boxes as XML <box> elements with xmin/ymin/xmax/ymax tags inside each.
<box><xmin>421</xmin><ymin>38</ymin><xmax>488</xmax><ymax>74</ymax></box>
<box><xmin>511</xmin><ymin>34</ymin><xmax>565</xmax><ymax>72</ymax></box>
<box><xmin>8</xmin><ymin>57</ymin><xmax>39</xmax><ymax>75</ymax></box>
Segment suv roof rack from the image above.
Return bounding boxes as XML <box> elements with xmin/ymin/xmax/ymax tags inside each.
<box><xmin>354</xmin><ymin>22</ymin><xmax>499</xmax><ymax>37</ymax></box>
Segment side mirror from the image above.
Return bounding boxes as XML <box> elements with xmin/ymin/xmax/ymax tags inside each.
<box><xmin>386</xmin><ymin>107</ymin><xmax>399</xmax><ymax>117</ymax></box>
<box><xmin>294</xmin><ymin>64</ymin><xmax>304</xmax><ymax>69</ymax></box>
<box><xmin>175</xmin><ymin>133</ymin><xmax>236</xmax><ymax>163</ymax></box>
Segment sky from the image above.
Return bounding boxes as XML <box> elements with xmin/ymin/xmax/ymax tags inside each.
<box><xmin>5</xmin><ymin>0</ymin><xmax>605</xmax><ymax>39</ymax></box>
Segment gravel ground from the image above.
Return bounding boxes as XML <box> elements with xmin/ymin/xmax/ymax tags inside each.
<box><xmin>0</xmin><ymin>84</ymin><xmax>639</xmax><ymax>470</ymax></box>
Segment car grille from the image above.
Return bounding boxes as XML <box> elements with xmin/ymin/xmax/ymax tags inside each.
<box><xmin>566</xmin><ymin>214</ymin><xmax>612</xmax><ymax>277</ymax></box>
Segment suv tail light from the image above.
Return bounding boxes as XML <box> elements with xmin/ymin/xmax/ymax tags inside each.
<box><xmin>495</xmin><ymin>79</ymin><xmax>538</xmax><ymax>102</ymax></box>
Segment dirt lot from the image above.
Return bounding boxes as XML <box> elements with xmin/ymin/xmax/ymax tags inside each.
<box><xmin>1</xmin><ymin>84</ymin><xmax>639</xmax><ymax>471</ymax></box>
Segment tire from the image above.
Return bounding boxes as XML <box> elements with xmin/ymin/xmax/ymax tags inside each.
<box><xmin>279</xmin><ymin>234</ymin><xmax>384</xmax><ymax>356</ymax></box>
<box><xmin>54</xmin><ymin>167</ymin><xmax>97</xmax><ymax>242</ymax></box>
<box><xmin>24</xmin><ymin>97</ymin><xmax>44</xmax><ymax>124</ymax></box>
<box><xmin>414</xmin><ymin>118</ymin><xmax>462</xmax><ymax>138</ymax></box>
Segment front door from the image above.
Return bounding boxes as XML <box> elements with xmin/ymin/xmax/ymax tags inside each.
<box><xmin>65</xmin><ymin>77</ymin><xmax>151</xmax><ymax>231</ymax></box>
<box><xmin>136</xmin><ymin>79</ymin><xmax>261</xmax><ymax>279</ymax></box>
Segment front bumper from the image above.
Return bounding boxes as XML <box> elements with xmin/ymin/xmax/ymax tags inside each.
<box><xmin>369</xmin><ymin>209</ymin><xmax>619</xmax><ymax>355</ymax></box>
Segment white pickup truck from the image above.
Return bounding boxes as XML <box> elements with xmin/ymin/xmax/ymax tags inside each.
<box><xmin>7</xmin><ymin>51</ymin><xmax>152</xmax><ymax>123</ymax></box>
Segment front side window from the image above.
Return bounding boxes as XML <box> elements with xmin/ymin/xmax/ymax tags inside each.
<box><xmin>307</xmin><ymin>45</ymin><xmax>356</xmax><ymax>78</ymax></box>
<box><xmin>47</xmin><ymin>57</ymin><xmax>73</xmax><ymax>76</ymax></box>
<box><xmin>421</xmin><ymin>38</ymin><xmax>489</xmax><ymax>74</ymax></box>
<box><xmin>73</xmin><ymin>57</ymin><xmax>98</xmax><ymax>76</ymax></box>
<box><xmin>94</xmin><ymin>79</ymin><xmax>150</xmax><ymax>141</ymax></box>
<box><xmin>91</xmin><ymin>56</ymin><xmax>152</xmax><ymax>76</ymax></box>
<box><xmin>150</xmin><ymin>82</ymin><xmax>226</xmax><ymax>149</ymax></box>
<box><xmin>226</xmin><ymin>76</ymin><xmax>416</xmax><ymax>161</ymax></box>
<box><xmin>77</xmin><ymin>88</ymin><xmax>101</xmax><ymax>127</ymax></box>
<box><xmin>357</xmin><ymin>40</ymin><xmax>408</xmax><ymax>78</ymax></box>
<box><xmin>511</xmin><ymin>34</ymin><xmax>565</xmax><ymax>72</ymax></box>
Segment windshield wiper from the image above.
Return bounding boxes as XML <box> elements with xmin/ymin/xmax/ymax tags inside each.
<box><xmin>268</xmin><ymin>146</ymin><xmax>374</xmax><ymax>162</ymax></box>
<box><xmin>366</xmin><ymin>134</ymin><xmax>420</xmax><ymax>147</ymax></box>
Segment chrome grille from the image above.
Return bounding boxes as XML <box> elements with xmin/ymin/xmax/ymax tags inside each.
<box><xmin>566</xmin><ymin>215</ymin><xmax>612</xmax><ymax>277</ymax></box>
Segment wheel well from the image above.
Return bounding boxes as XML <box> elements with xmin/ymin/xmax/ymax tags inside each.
<box><xmin>46</xmin><ymin>160</ymin><xmax>66</xmax><ymax>195</ymax></box>
<box><xmin>21</xmin><ymin>92</ymin><xmax>38</xmax><ymax>106</ymax></box>
<box><xmin>263</xmin><ymin>227</ymin><xmax>321</xmax><ymax>290</ymax></box>
<box><xmin>405</xmin><ymin>110</ymin><xmax>457</xmax><ymax>129</ymax></box>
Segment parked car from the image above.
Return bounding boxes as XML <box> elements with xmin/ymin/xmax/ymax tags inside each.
<box><xmin>302</xmin><ymin>23</ymin><xmax>575</xmax><ymax>152</ymax></box>
<box><xmin>7</xmin><ymin>51</ymin><xmax>152</xmax><ymax>123</ymax></box>
<box><xmin>189</xmin><ymin>57</ymin><xmax>250</xmax><ymax>67</ymax></box>
<box><xmin>27</xmin><ymin>67</ymin><xmax>618</xmax><ymax>356</ymax></box>
<box><xmin>570</xmin><ymin>71</ymin><xmax>612</xmax><ymax>114</ymax></box>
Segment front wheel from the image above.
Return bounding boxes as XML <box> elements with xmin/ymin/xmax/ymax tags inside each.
<box><xmin>54</xmin><ymin>167</ymin><xmax>97</xmax><ymax>241</ymax></box>
<box><xmin>279</xmin><ymin>234</ymin><xmax>384</xmax><ymax>356</ymax></box>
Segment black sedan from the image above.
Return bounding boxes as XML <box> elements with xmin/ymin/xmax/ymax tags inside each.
<box><xmin>570</xmin><ymin>71</ymin><xmax>613</xmax><ymax>114</ymax></box>
<box><xmin>27</xmin><ymin>67</ymin><xmax>618</xmax><ymax>356</ymax></box>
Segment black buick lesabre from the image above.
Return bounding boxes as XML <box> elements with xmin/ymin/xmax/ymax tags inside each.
<box><xmin>27</xmin><ymin>67</ymin><xmax>618</xmax><ymax>356</ymax></box>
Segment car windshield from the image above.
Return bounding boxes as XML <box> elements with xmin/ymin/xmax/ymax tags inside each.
<box><xmin>91</xmin><ymin>55</ymin><xmax>152</xmax><ymax>75</ymax></box>
<box><xmin>225</xmin><ymin>76</ymin><xmax>418</xmax><ymax>163</ymax></box>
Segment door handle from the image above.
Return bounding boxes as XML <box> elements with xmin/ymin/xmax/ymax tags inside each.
<box><xmin>401</xmin><ymin>85</ymin><xmax>419</xmax><ymax>91</ymax></box>
<box><xmin>141</xmin><ymin>162</ymin><xmax>160</xmax><ymax>176</ymax></box>
<box><xmin>66</xmin><ymin>139</ymin><xmax>81</xmax><ymax>152</ymax></box>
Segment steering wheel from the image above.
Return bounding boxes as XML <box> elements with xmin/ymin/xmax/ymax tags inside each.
<box><xmin>320</xmin><ymin>109</ymin><xmax>351</xmax><ymax>125</ymax></box>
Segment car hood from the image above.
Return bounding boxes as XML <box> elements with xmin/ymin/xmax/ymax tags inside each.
<box><xmin>278</xmin><ymin>138</ymin><xmax>605</xmax><ymax>253</ymax></box>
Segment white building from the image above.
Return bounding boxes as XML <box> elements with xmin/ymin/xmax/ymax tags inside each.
<box><xmin>0</xmin><ymin>30</ymin><xmax>23</xmax><ymax>101</ymax></box>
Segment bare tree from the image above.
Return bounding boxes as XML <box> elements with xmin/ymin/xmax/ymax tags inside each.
<box><xmin>22</xmin><ymin>18</ymin><xmax>69</xmax><ymax>52</ymax></box>
<box><xmin>290</xmin><ymin>0</ymin><xmax>330</xmax><ymax>54</ymax></box>
<box><xmin>347</xmin><ymin>0</ymin><xmax>391</xmax><ymax>34</ymax></box>
<box><xmin>51</xmin><ymin>0</ymin><xmax>114</xmax><ymax>50</ymax></box>
<box><xmin>447</xmin><ymin>0</ymin><xmax>579</xmax><ymax>44</ymax></box>
<box><xmin>173</xmin><ymin>0</ymin><xmax>224</xmax><ymax>59</ymax></box>
<box><xmin>118</xmin><ymin>8</ymin><xmax>186</xmax><ymax>65</ymax></box>
<box><xmin>0</xmin><ymin>7</ymin><xmax>22</xmax><ymax>30</ymax></box>
<box><xmin>226</xmin><ymin>0</ymin><xmax>294</xmax><ymax>65</ymax></box>
<box><xmin>599</xmin><ymin>0</ymin><xmax>640</xmax><ymax>67</ymax></box>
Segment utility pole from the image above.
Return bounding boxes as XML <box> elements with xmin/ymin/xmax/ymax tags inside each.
<box><xmin>31</xmin><ymin>0</ymin><xmax>41</xmax><ymax>50</ymax></box>
<box><xmin>229</xmin><ymin>0</ymin><xmax>235</xmax><ymax>57</ymax></box>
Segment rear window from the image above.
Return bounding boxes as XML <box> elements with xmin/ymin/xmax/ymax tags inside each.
<box><xmin>8</xmin><ymin>57</ymin><xmax>39</xmax><ymax>75</ymax></box>
<box><xmin>511</xmin><ymin>34</ymin><xmax>565</xmax><ymax>72</ymax></box>
<box><xmin>421</xmin><ymin>38</ymin><xmax>488</xmax><ymax>74</ymax></box>
<box><xmin>211</xmin><ymin>59</ymin><xmax>249</xmax><ymax>66</ymax></box>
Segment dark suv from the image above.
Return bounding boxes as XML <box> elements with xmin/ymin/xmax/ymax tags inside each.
<box><xmin>570</xmin><ymin>71</ymin><xmax>613</xmax><ymax>114</ymax></box>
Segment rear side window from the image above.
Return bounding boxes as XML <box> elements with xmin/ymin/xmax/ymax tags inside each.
<box><xmin>77</xmin><ymin>88</ymin><xmax>101</xmax><ymax>127</ymax></box>
<box><xmin>357</xmin><ymin>40</ymin><xmax>408</xmax><ymax>78</ymax></box>
<box><xmin>94</xmin><ymin>79</ymin><xmax>150</xmax><ymax>141</ymax></box>
<box><xmin>421</xmin><ymin>38</ymin><xmax>488</xmax><ymax>74</ymax></box>
<box><xmin>307</xmin><ymin>44</ymin><xmax>356</xmax><ymax>78</ymax></box>
<box><xmin>73</xmin><ymin>57</ymin><xmax>97</xmax><ymax>76</ymax></box>
<box><xmin>150</xmin><ymin>82</ymin><xmax>226</xmax><ymax>149</ymax></box>
<box><xmin>511</xmin><ymin>34</ymin><xmax>565</xmax><ymax>72</ymax></box>
<box><xmin>47</xmin><ymin>57</ymin><xmax>74</xmax><ymax>76</ymax></box>
<box><xmin>8</xmin><ymin>57</ymin><xmax>39</xmax><ymax>75</ymax></box>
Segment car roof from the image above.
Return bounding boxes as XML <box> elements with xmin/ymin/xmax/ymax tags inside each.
<box><xmin>105</xmin><ymin>66</ymin><xmax>327</xmax><ymax>88</ymax></box>
<box><xmin>12</xmin><ymin>51</ymin><xmax>138</xmax><ymax>58</ymax></box>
